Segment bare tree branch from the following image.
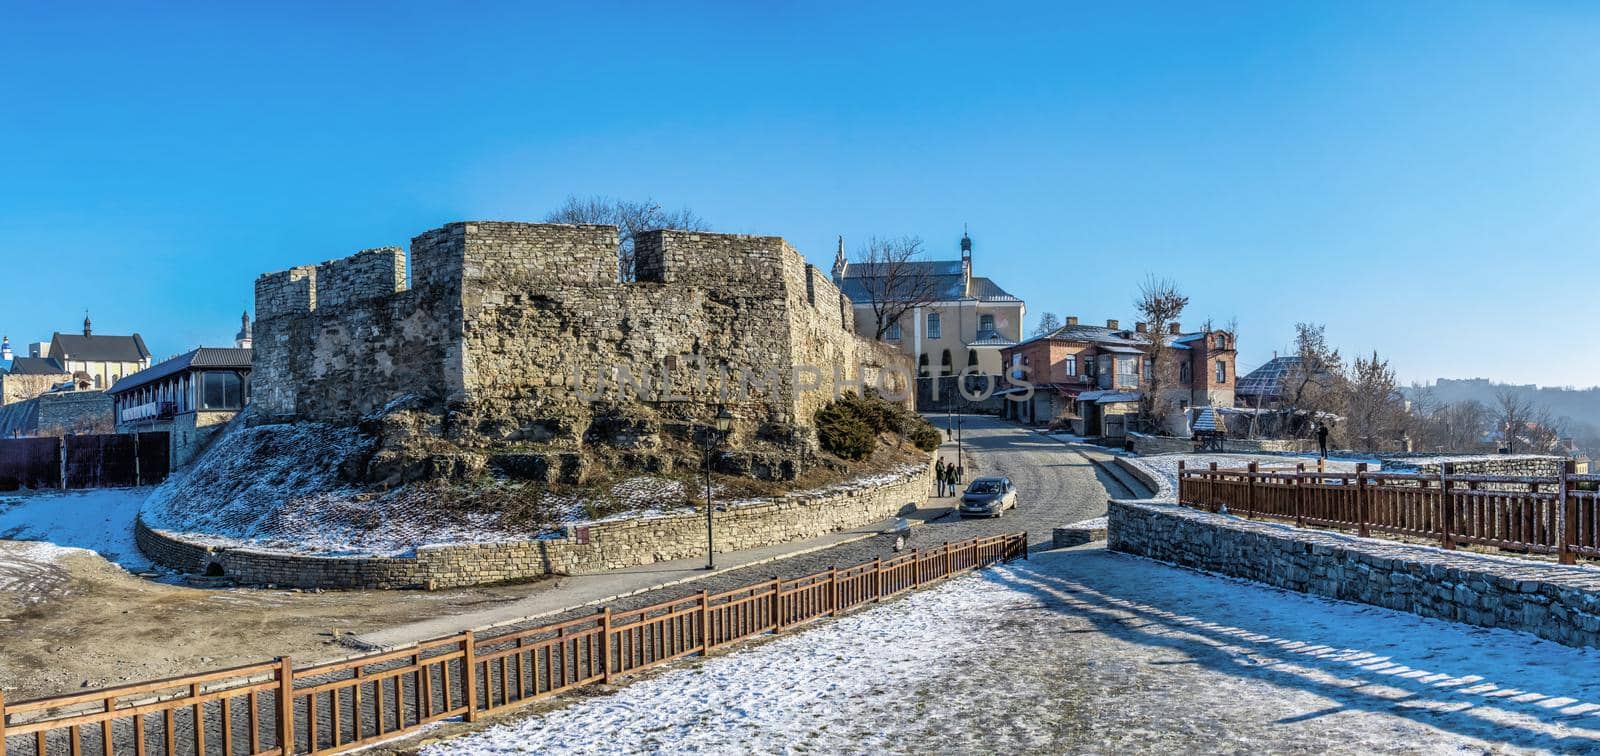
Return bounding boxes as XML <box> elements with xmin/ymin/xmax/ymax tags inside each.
<box><xmin>546</xmin><ymin>195</ymin><xmax>709</xmax><ymax>282</ymax></box>
<box><xmin>852</xmin><ymin>236</ymin><xmax>943</xmax><ymax>340</ymax></box>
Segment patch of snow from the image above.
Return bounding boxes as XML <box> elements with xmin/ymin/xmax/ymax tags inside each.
<box><xmin>0</xmin><ymin>488</ymin><xmax>153</xmax><ymax>571</ymax></box>
<box><xmin>428</xmin><ymin>547</ymin><xmax>1600</xmax><ymax>754</ymax></box>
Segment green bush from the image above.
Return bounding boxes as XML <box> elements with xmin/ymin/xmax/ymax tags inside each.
<box><xmin>906</xmin><ymin>421</ymin><xmax>942</xmax><ymax>452</ymax></box>
<box><xmin>815</xmin><ymin>391</ymin><xmax>941</xmax><ymax>458</ymax></box>
<box><xmin>815</xmin><ymin>401</ymin><xmax>877</xmax><ymax>460</ymax></box>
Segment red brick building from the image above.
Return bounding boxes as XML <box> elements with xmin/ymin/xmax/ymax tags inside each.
<box><xmin>999</xmin><ymin>316</ymin><xmax>1237</xmax><ymax>437</ymax></box>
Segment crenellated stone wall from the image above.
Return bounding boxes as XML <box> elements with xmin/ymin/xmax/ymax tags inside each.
<box><xmin>252</xmin><ymin>221</ymin><xmax>912</xmax><ymax>465</ymax></box>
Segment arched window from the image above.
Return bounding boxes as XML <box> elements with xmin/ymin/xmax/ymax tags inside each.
<box><xmin>919</xmin><ymin>352</ymin><xmax>931</xmax><ymax>376</ymax></box>
<box><xmin>940</xmin><ymin>349</ymin><xmax>953</xmax><ymax>374</ymax></box>
<box><xmin>967</xmin><ymin>350</ymin><xmax>979</xmax><ymax>368</ymax></box>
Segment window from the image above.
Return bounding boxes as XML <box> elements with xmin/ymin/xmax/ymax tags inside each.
<box><xmin>927</xmin><ymin>312</ymin><xmax>942</xmax><ymax>339</ymax></box>
<box><xmin>1215</xmin><ymin>360</ymin><xmax>1228</xmax><ymax>384</ymax></box>
<box><xmin>967</xmin><ymin>350</ymin><xmax>978</xmax><ymax>367</ymax></box>
<box><xmin>1180</xmin><ymin>362</ymin><xmax>1192</xmax><ymax>384</ymax></box>
<box><xmin>202</xmin><ymin>371</ymin><xmax>244</xmax><ymax>410</ymax></box>
<box><xmin>940</xmin><ymin>349</ymin><xmax>953</xmax><ymax>374</ymax></box>
<box><xmin>978</xmin><ymin>313</ymin><xmax>996</xmax><ymax>335</ymax></box>
<box><xmin>1116</xmin><ymin>356</ymin><xmax>1138</xmax><ymax>387</ymax></box>
<box><xmin>1215</xmin><ymin>334</ymin><xmax>1228</xmax><ymax>349</ymax></box>
<box><xmin>1064</xmin><ymin>355</ymin><xmax>1077</xmax><ymax>376</ymax></box>
<box><xmin>885</xmin><ymin>319</ymin><xmax>901</xmax><ymax>340</ymax></box>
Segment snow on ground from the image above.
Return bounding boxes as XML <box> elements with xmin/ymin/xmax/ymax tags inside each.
<box><xmin>0</xmin><ymin>488</ymin><xmax>153</xmax><ymax>571</ymax></box>
<box><xmin>427</xmin><ymin>546</ymin><xmax>1600</xmax><ymax>755</ymax></box>
<box><xmin>1130</xmin><ymin>453</ymin><xmax>1379</xmax><ymax>502</ymax></box>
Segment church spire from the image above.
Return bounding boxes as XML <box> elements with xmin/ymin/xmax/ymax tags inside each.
<box><xmin>831</xmin><ymin>235</ymin><xmax>848</xmax><ymax>283</ymax></box>
<box><xmin>83</xmin><ymin>311</ymin><xmax>92</xmax><ymax>337</ymax></box>
<box><xmin>959</xmin><ymin>226</ymin><xmax>972</xmax><ymax>283</ymax></box>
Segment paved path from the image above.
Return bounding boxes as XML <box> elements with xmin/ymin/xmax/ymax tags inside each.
<box><xmin>358</xmin><ymin>414</ymin><xmax>1118</xmax><ymax>648</ymax></box>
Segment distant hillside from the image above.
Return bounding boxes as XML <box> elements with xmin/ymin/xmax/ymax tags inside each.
<box><xmin>1405</xmin><ymin>378</ymin><xmax>1600</xmax><ymax>436</ymax></box>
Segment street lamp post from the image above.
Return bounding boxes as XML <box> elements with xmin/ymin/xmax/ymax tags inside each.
<box><xmin>704</xmin><ymin>404</ymin><xmax>734</xmax><ymax>571</ymax></box>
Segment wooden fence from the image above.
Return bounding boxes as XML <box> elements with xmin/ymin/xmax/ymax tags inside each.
<box><xmin>0</xmin><ymin>532</ymin><xmax>1027</xmax><ymax>755</ymax></box>
<box><xmin>0</xmin><ymin>433</ymin><xmax>169</xmax><ymax>491</ymax></box>
<box><xmin>1177</xmin><ymin>460</ymin><xmax>1600</xmax><ymax>565</ymax></box>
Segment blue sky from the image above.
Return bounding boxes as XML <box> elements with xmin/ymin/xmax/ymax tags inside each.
<box><xmin>4</xmin><ymin>2</ymin><xmax>1598</xmax><ymax>386</ymax></box>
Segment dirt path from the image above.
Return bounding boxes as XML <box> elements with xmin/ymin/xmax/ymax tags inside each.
<box><xmin>0</xmin><ymin>546</ymin><xmax>556</xmax><ymax>700</ymax></box>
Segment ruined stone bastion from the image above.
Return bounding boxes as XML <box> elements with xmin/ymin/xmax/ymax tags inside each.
<box><xmin>252</xmin><ymin>221</ymin><xmax>909</xmax><ymax>483</ymax></box>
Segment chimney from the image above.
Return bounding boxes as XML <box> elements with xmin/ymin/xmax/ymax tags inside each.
<box><xmin>1106</xmin><ymin>319</ymin><xmax>1119</xmax><ymax>330</ymax></box>
<box><xmin>1169</xmin><ymin>323</ymin><xmax>1181</xmax><ymax>335</ymax></box>
<box><xmin>1065</xmin><ymin>316</ymin><xmax>1078</xmax><ymax>326</ymax></box>
<box><xmin>1135</xmin><ymin>322</ymin><xmax>1147</xmax><ymax>334</ymax></box>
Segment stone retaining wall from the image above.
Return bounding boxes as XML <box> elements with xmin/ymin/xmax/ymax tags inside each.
<box><xmin>1108</xmin><ymin>499</ymin><xmax>1600</xmax><ymax>651</ymax></box>
<box><xmin>139</xmin><ymin>462</ymin><xmax>933</xmax><ymax>589</ymax></box>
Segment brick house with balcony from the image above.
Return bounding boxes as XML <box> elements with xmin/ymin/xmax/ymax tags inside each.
<box><xmin>1000</xmin><ymin>316</ymin><xmax>1237</xmax><ymax>437</ymax></box>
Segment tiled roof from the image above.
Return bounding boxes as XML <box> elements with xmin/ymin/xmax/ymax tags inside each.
<box><xmin>108</xmin><ymin>347</ymin><xmax>252</xmax><ymax>395</ymax></box>
<box><xmin>51</xmin><ymin>333</ymin><xmax>151</xmax><ymax>363</ymax></box>
<box><xmin>968</xmin><ymin>277</ymin><xmax>1020</xmax><ymax>302</ymax></box>
<box><xmin>1236</xmin><ymin>356</ymin><xmax>1304</xmax><ymax>398</ymax></box>
<box><xmin>5</xmin><ymin>356</ymin><xmax>67</xmax><ymax>375</ymax></box>
<box><xmin>838</xmin><ymin>273</ymin><xmax>968</xmax><ymax>303</ymax></box>
<box><xmin>1013</xmin><ymin>323</ymin><xmax>1212</xmax><ymax>352</ymax></box>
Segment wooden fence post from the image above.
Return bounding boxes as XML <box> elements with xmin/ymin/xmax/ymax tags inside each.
<box><xmin>700</xmin><ymin>589</ymin><xmax>712</xmax><ymax>652</ymax></box>
<box><xmin>599</xmin><ymin>608</ymin><xmax>613</xmax><ymax>685</ymax></box>
<box><xmin>771</xmin><ymin>577</ymin><xmax>783</xmax><ymax>633</ymax></box>
<box><xmin>1294</xmin><ymin>463</ymin><xmax>1306</xmax><ymax>527</ymax></box>
<box><xmin>1245</xmin><ymin>463</ymin><xmax>1258</xmax><ymax>518</ymax></box>
<box><xmin>276</xmin><ymin>656</ymin><xmax>294</xmax><ymax>755</ymax></box>
<box><xmin>1356</xmin><ymin>463</ymin><xmax>1370</xmax><ymax>537</ymax></box>
<box><xmin>1</xmin><ymin>689</ymin><xmax>8</xmax><ymax>756</ymax></box>
<box><xmin>910</xmin><ymin>548</ymin><xmax>921</xmax><ymax>588</ymax></box>
<box><xmin>1208</xmin><ymin>462</ymin><xmax>1218</xmax><ymax>512</ymax></box>
<box><xmin>1559</xmin><ymin>460</ymin><xmax>1577</xmax><ymax>565</ymax></box>
<box><xmin>873</xmin><ymin>557</ymin><xmax>883</xmax><ymax>601</ymax></box>
<box><xmin>1439</xmin><ymin>463</ymin><xmax>1456</xmax><ymax>550</ymax></box>
<box><xmin>463</xmin><ymin>631</ymin><xmax>478</xmax><ymax>722</ymax></box>
<box><xmin>829</xmin><ymin>567</ymin><xmax>839</xmax><ymax>615</ymax></box>
<box><xmin>942</xmin><ymin>542</ymin><xmax>952</xmax><ymax>579</ymax></box>
<box><xmin>1177</xmin><ymin>460</ymin><xmax>1186</xmax><ymax>504</ymax></box>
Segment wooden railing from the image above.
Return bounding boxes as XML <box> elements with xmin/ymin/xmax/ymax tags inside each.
<box><xmin>0</xmin><ymin>532</ymin><xmax>1027</xmax><ymax>755</ymax></box>
<box><xmin>1176</xmin><ymin>460</ymin><xmax>1600</xmax><ymax>565</ymax></box>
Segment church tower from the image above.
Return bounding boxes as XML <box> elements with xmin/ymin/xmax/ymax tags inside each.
<box><xmin>235</xmin><ymin>311</ymin><xmax>254</xmax><ymax>349</ymax></box>
<box><xmin>831</xmin><ymin>236</ymin><xmax>848</xmax><ymax>283</ymax></box>
<box><xmin>960</xmin><ymin>227</ymin><xmax>973</xmax><ymax>285</ymax></box>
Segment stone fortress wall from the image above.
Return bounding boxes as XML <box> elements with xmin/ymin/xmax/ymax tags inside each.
<box><xmin>253</xmin><ymin>222</ymin><xmax>908</xmax><ymax>456</ymax></box>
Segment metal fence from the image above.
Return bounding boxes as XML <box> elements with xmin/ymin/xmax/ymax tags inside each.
<box><xmin>1177</xmin><ymin>461</ymin><xmax>1599</xmax><ymax>564</ymax></box>
<box><xmin>0</xmin><ymin>532</ymin><xmax>1028</xmax><ymax>755</ymax></box>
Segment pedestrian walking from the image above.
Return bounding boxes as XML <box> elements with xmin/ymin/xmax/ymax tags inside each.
<box><xmin>943</xmin><ymin>463</ymin><xmax>956</xmax><ymax>497</ymax></box>
<box><xmin>934</xmin><ymin>458</ymin><xmax>948</xmax><ymax>496</ymax></box>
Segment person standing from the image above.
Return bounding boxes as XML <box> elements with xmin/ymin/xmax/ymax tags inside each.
<box><xmin>934</xmin><ymin>458</ymin><xmax>948</xmax><ymax>496</ymax></box>
<box><xmin>1316</xmin><ymin>422</ymin><xmax>1331</xmax><ymax>460</ymax></box>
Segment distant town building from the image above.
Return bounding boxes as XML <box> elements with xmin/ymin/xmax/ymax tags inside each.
<box><xmin>1000</xmin><ymin>317</ymin><xmax>1237</xmax><ymax>437</ymax></box>
<box><xmin>833</xmin><ymin>231</ymin><xmax>1025</xmax><ymax>407</ymax></box>
<box><xmin>1235</xmin><ymin>355</ymin><xmax>1304</xmax><ymax>408</ymax></box>
<box><xmin>108</xmin><ymin>346</ymin><xmax>252</xmax><ymax>467</ymax></box>
<box><xmin>46</xmin><ymin>314</ymin><xmax>152</xmax><ymax>390</ymax></box>
<box><xmin>234</xmin><ymin>311</ymin><xmax>253</xmax><ymax>349</ymax></box>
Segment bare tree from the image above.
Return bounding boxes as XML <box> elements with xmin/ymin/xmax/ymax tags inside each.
<box><xmin>1494</xmin><ymin>388</ymin><xmax>1534</xmax><ymax>453</ymax></box>
<box><xmin>1133</xmin><ymin>276</ymin><xmax>1190</xmax><ymax>433</ymax></box>
<box><xmin>546</xmin><ymin>195</ymin><xmax>709</xmax><ymax>282</ymax></box>
<box><xmin>1343</xmin><ymin>350</ymin><xmax>1405</xmax><ymax>452</ymax></box>
<box><xmin>1032</xmin><ymin>312</ymin><xmax>1063</xmax><ymax>337</ymax></box>
<box><xmin>852</xmin><ymin>236</ymin><xmax>943</xmax><ymax>340</ymax></box>
<box><xmin>1280</xmin><ymin>322</ymin><xmax>1344</xmax><ymax>437</ymax></box>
